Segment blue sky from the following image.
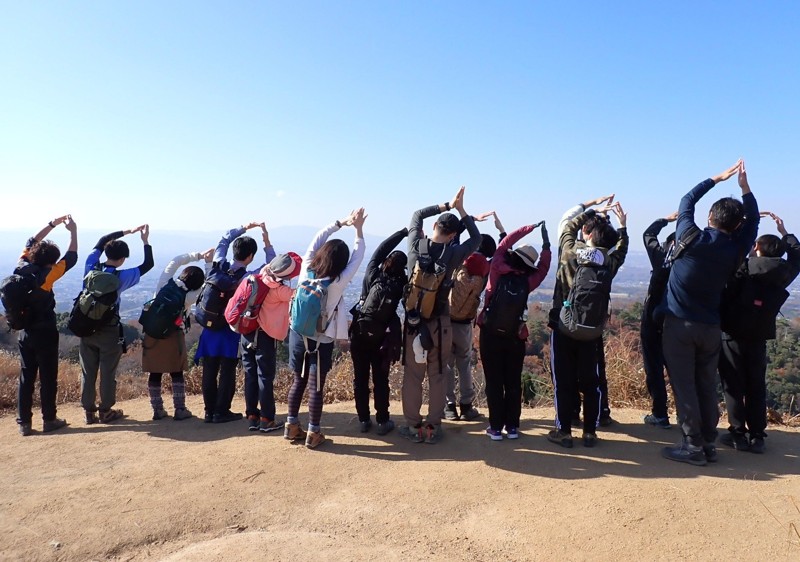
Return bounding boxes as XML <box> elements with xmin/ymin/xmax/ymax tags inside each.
<box><xmin>1</xmin><ymin>2</ymin><xmax>798</xmax><ymax>243</ymax></box>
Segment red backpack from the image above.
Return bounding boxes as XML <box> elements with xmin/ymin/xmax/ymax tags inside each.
<box><xmin>224</xmin><ymin>273</ymin><xmax>270</xmax><ymax>334</ymax></box>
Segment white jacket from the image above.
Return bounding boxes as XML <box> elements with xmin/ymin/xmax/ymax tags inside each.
<box><xmin>155</xmin><ymin>253</ymin><xmax>212</xmax><ymax>314</ymax></box>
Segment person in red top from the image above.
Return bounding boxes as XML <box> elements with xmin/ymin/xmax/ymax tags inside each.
<box><xmin>477</xmin><ymin>222</ymin><xmax>551</xmax><ymax>440</ymax></box>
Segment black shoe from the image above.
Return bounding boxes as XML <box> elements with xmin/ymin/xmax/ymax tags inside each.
<box><xmin>444</xmin><ymin>403</ymin><xmax>460</xmax><ymax>421</ymax></box>
<box><xmin>582</xmin><ymin>432</ymin><xmax>598</xmax><ymax>448</ymax></box>
<box><xmin>360</xmin><ymin>420</ymin><xmax>372</xmax><ymax>433</ymax></box>
<box><xmin>85</xmin><ymin>410</ymin><xmax>99</xmax><ymax>425</ymax></box>
<box><xmin>204</xmin><ymin>412</ymin><xmax>213</xmax><ymax>423</ymax></box>
<box><xmin>598</xmin><ymin>415</ymin><xmax>615</xmax><ymax>427</ymax></box>
<box><xmin>720</xmin><ymin>432</ymin><xmax>749</xmax><ymax>451</ymax></box>
<box><xmin>18</xmin><ymin>422</ymin><xmax>32</xmax><ymax>437</ymax></box>
<box><xmin>43</xmin><ymin>418</ymin><xmax>68</xmax><ymax>433</ymax></box>
<box><xmin>547</xmin><ymin>429</ymin><xmax>574</xmax><ymax>448</ymax></box>
<box><xmin>212</xmin><ymin>411</ymin><xmax>243</xmax><ymax>424</ymax></box>
<box><xmin>703</xmin><ymin>444</ymin><xmax>718</xmax><ymax>463</ymax></box>
<box><xmin>459</xmin><ymin>403</ymin><xmax>481</xmax><ymax>421</ymax></box>
<box><xmin>749</xmin><ymin>436</ymin><xmax>765</xmax><ymax>454</ymax></box>
<box><xmin>376</xmin><ymin>419</ymin><xmax>395</xmax><ymax>436</ymax></box>
<box><xmin>661</xmin><ymin>442</ymin><xmax>707</xmax><ymax>466</ymax></box>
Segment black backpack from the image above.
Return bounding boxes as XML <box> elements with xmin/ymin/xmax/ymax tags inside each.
<box><xmin>0</xmin><ymin>273</ymin><xmax>39</xmax><ymax>330</ymax></box>
<box><xmin>139</xmin><ymin>279</ymin><xmax>188</xmax><ymax>339</ymax></box>
<box><xmin>721</xmin><ymin>273</ymin><xmax>789</xmax><ymax>341</ymax></box>
<box><xmin>195</xmin><ymin>262</ymin><xmax>247</xmax><ymax>330</ymax></box>
<box><xmin>351</xmin><ymin>273</ymin><xmax>405</xmax><ymax>342</ymax></box>
<box><xmin>481</xmin><ymin>273</ymin><xmax>529</xmax><ymax>338</ymax></box>
<box><xmin>558</xmin><ymin>262</ymin><xmax>612</xmax><ymax>341</ymax></box>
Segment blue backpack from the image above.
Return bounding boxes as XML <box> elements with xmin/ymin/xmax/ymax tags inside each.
<box><xmin>289</xmin><ymin>271</ymin><xmax>332</xmax><ymax>338</ymax></box>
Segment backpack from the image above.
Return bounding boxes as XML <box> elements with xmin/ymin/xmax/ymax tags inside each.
<box><xmin>224</xmin><ymin>273</ymin><xmax>270</xmax><ymax>335</ymax></box>
<box><xmin>138</xmin><ymin>279</ymin><xmax>188</xmax><ymax>339</ymax></box>
<box><xmin>0</xmin><ymin>273</ymin><xmax>39</xmax><ymax>330</ymax></box>
<box><xmin>67</xmin><ymin>266</ymin><xmax>121</xmax><ymax>337</ymax></box>
<box><xmin>350</xmin><ymin>273</ymin><xmax>405</xmax><ymax>342</ymax></box>
<box><xmin>404</xmin><ymin>239</ymin><xmax>451</xmax><ymax>320</ymax></box>
<box><xmin>480</xmin><ymin>273</ymin><xmax>529</xmax><ymax>338</ymax></box>
<box><xmin>668</xmin><ymin>224</ymin><xmax>701</xmax><ymax>264</ymax></box>
<box><xmin>449</xmin><ymin>264</ymin><xmax>487</xmax><ymax>322</ymax></box>
<box><xmin>290</xmin><ymin>271</ymin><xmax>332</xmax><ymax>338</ymax></box>
<box><xmin>720</xmin><ymin>272</ymin><xmax>789</xmax><ymax>341</ymax></box>
<box><xmin>558</xmin><ymin>259</ymin><xmax>612</xmax><ymax>341</ymax></box>
<box><xmin>195</xmin><ymin>262</ymin><xmax>247</xmax><ymax>330</ymax></box>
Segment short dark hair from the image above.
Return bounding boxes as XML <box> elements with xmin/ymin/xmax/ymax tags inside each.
<box><xmin>309</xmin><ymin>239</ymin><xmax>350</xmax><ymax>279</ymax></box>
<box><xmin>28</xmin><ymin>240</ymin><xmax>61</xmax><ymax>267</ymax></box>
<box><xmin>104</xmin><ymin>240</ymin><xmax>130</xmax><ymax>260</ymax></box>
<box><xmin>179</xmin><ymin>266</ymin><xmax>206</xmax><ymax>291</ymax></box>
<box><xmin>709</xmin><ymin>197</ymin><xmax>744</xmax><ymax>233</ymax></box>
<box><xmin>478</xmin><ymin>234</ymin><xmax>497</xmax><ymax>258</ymax></box>
<box><xmin>756</xmin><ymin>234</ymin><xmax>786</xmax><ymax>258</ymax></box>
<box><xmin>436</xmin><ymin>213</ymin><xmax>460</xmax><ymax>235</ymax></box>
<box><xmin>587</xmin><ymin>220</ymin><xmax>619</xmax><ymax>249</ymax></box>
<box><xmin>232</xmin><ymin>236</ymin><xmax>258</xmax><ymax>261</ymax></box>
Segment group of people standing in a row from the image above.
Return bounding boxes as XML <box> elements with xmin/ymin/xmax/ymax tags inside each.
<box><xmin>6</xmin><ymin>160</ymin><xmax>797</xmax><ymax>465</ymax></box>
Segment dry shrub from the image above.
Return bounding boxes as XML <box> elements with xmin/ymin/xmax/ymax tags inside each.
<box><xmin>604</xmin><ymin>326</ymin><xmax>652</xmax><ymax>410</ymax></box>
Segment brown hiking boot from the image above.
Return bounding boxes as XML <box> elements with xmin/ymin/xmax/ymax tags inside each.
<box><xmin>284</xmin><ymin>422</ymin><xmax>307</xmax><ymax>441</ymax></box>
<box><xmin>99</xmin><ymin>409</ymin><xmax>124</xmax><ymax>423</ymax></box>
<box><xmin>305</xmin><ymin>430</ymin><xmax>326</xmax><ymax>449</ymax></box>
<box><xmin>85</xmin><ymin>410</ymin><xmax>99</xmax><ymax>425</ymax></box>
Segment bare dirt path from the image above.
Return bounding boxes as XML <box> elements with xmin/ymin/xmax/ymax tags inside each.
<box><xmin>1</xmin><ymin>397</ymin><xmax>798</xmax><ymax>561</ymax></box>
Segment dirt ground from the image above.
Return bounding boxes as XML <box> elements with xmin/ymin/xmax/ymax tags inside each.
<box><xmin>1</xmin><ymin>396</ymin><xmax>798</xmax><ymax>562</ymax></box>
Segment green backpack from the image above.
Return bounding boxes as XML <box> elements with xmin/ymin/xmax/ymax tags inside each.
<box><xmin>67</xmin><ymin>266</ymin><xmax>121</xmax><ymax>337</ymax></box>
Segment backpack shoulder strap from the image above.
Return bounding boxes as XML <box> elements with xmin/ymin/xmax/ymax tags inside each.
<box><xmin>671</xmin><ymin>224</ymin><xmax>701</xmax><ymax>262</ymax></box>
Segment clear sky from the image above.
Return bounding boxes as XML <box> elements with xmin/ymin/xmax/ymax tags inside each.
<box><xmin>2</xmin><ymin>2</ymin><xmax>798</xmax><ymax>241</ymax></box>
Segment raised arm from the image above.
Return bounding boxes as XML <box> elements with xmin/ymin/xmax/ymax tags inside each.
<box><xmin>156</xmin><ymin>252</ymin><xmax>204</xmax><ymax>292</ymax></box>
<box><xmin>31</xmin><ymin>215</ymin><xmax>69</xmax><ymax>243</ymax></box>
<box><xmin>643</xmin><ymin>213</ymin><xmax>676</xmax><ymax>267</ymax></box>
<box><xmin>137</xmin><ymin>225</ymin><xmax>154</xmax><ymax>276</ymax></box>
<box><xmin>735</xmin><ymin>160</ymin><xmax>759</xmax><ymax>254</ymax></box>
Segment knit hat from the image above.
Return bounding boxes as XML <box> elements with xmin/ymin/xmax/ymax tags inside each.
<box><xmin>512</xmin><ymin>245</ymin><xmax>539</xmax><ymax>269</ymax></box>
<box><xmin>269</xmin><ymin>252</ymin><xmax>302</xmax><ymax>279</ymax></box>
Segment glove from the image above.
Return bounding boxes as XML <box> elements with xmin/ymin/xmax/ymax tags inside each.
<box><xmin>540</xmin><ymin>222</ymin><xmax>550</xmax><ymax>250</ymax></box>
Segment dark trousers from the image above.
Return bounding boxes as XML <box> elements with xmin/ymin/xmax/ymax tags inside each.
<box><xmin>241</xmin><ymin>329</ymin><xmax>277</xmax><ymax>421</ymax></box>
<box><xmin>201</xmin><ymin>356</ymin><xmax>239</xmax><ymax>416</ymax></box>
<box><xmin>351</xmin><ymin>333</ymin><xmax>391</xmax><ymax>424</ymax></box>
<box><xmin>17</xmin><ymin>329</ymin><xmax>59</xmax><ymax>424</ymax></box>
<box><xmin>641</xmin><ymin>317</ymin><xmax>669</xmax><ymax>419</ymax></box>
<box><xmin>287</xmin><ymin>329</ymin><xmax>334</xmax><ymax>427</ymax></box>
<box><xmin>572</xmin><ymin>338</ymin><xmax>610</xmax><ymax>419</ymax></box>
<box><xmin>662</xmin><ymin>314</ymin><xmax>721</xmax><ymax>446</ymax></box>
<box><xmin>718</xmin><ymin>337</ymin><xmax>768</xmax><ymax>438</ymax></box>
<box><xmin>480</xmin><ymin>330</ymin><xmax>525</xmax><ymax>431</ymax></box>
<box><xmin>551</xmin><ymin>329</ymin><xmax>601</xmax><ymax>435</ymax></box>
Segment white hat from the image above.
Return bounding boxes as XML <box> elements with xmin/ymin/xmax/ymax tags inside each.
<box><xmin>512</xmin><ymin>245</ymin><xmax>539</xmax><ymax>269</ymax></box>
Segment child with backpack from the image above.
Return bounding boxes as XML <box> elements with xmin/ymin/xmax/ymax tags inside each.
<box><xmin>3</xmin><ymin>215</ymin><xmax>77</xmax><ymax>436</ymax></box>
<box><xmin>349</xmin><ymin>228</ymin><xmax>408</xmax><ymax>436</ymax></box>
<box><xmin>400</xmin><ymin>186</ymin><xmax>482</xmax><ymax>444</ymax></box>
<box><xmin>286</xmin><ymin>208</ymin><xmax>367</xmax><ymax>449</ymax></box>
<box><xmin>717</xmin><ymin>211</ymin><xmax>800</xmax><ymax>454</ymax></box>
<box><xmin>233</xmin><ymin>252</ymin><xmax>301</xmax><ymax>433</ymax></box>
<box><xmin>79</xmin><ymin>225</ymin><xmax>154</xmax><ymax>424</ymax></box>
<box><xmin>547</xmin><ymin>200</ymin><xmax>628</xmax><ymax>448</ymax></box>
<box><xmin>477</xmin><ymin>222</ymin><xmax>551</xmax><ymax>440</ymax></box>
<box><xmin>141</xmin><ymin>250</ymin><xmax>212</xmax><ymax>421</ymax></box>
<box><xmin>195</xmin><ymin>223</ymin><xmax>275</xmax><ymax>424</ymax></box>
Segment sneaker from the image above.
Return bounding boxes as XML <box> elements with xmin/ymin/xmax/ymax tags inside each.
<box><xmin>247</xmin><ymin>415</ymin><xmax>260</xmax><ymax>431</ymax></box>
<box><xmin>643</xmin><ymin>414</ymin><xmax>672</xmax><ymax>429</ymax></box>
<box><xmin>359</xmin><ymin>420</ymin><xmax>372</xmax><ymax>433</ymax></box>
<box><xmin>486</xmin><ymin>427</ymin><xmax>503</xmax><ymax>441</ymax></box>
<box><xmin>719</xmin><ymin>432</ymin><xmax>750</xmax><ymax>451</ymax></box>
<box><xmin>284</xmin><ymin>422</ymin><xmax>307</xmax><ymax>441</ymax></box>
<box><xmin>42</xmin><ymin>418</ymin><xmax>68</xmax><ymax>433</ymax></box>
<box><xmin>598</xmin><ymin>415</ymin><xmax>615</xmax><ymax>427</ymax></box>
<box><xmin>173</xmin><ymin>408</ymin><xmax>193</xmax><ymax>421</ymax></box>
<box><xmin>444</xmin><ymin>403</ymin><xmax>460</xmax><ymax>421</ymax></box>
<box><xmin>152</xmin><ymin>408</ymin><xmax>170</xmax><ymax>421</ymax></box>
<box><xmin>703</xmin><ymin>444</ymin><xmax>718</xmax><ymax>463</ymax></box>
<box><xmin>399</xmin><ymin>424</ymin><xmax>424</xmax><ymax>443</ymax></box>
<box><xmin>424</xmin><ymin>424</ymin><xmax>442</xmax><ymax>444</ymax></box>
<box><xmin>582</xmin><ymin>432</ymin><xmax>598</xmax><ymax>448</ymax></box>
<box><xmin>749</xmin><ymin>436</ymin><xmax>765</xmax><ymax>454</ymax></box>
<box><xmin>305</xmin><ymin>430</ymin><xmax>326</xmax><ymax>449</ymax></box>
<box><xmin>376</xmin><ymin>419</ymin><xmax>395</xmax><ymax>436</ymax></box>
<box><xmin>661</xmin><ymin>442</ymin><xmax>707</xmax><ymax>466</ymax></box>
<box><xmin>85</xmin><ymin>410</ymin><xmax>99</xmax><ymax>425</ymax></box>
<box><xmin>504</xmin><ymin>427</ymin><xmax>519</xmax><ymax>440</ymax></box>
<box><xmin>19</xmin><ymin>422</ymin><xmax>32</xmax><ymax>437</ymax></box>
<box><xmin>98</xmin><ymin>409</ymin><xmax>124</xmax><ymax>423</ymax></box>
<box><xmin>547</xmin><ymin>429</ymin><xmax>574</xmax><ymax>448</ymax></box>
<box><xmin>459</xmin><ymin>403</ymin><xmax>481</xmax><ymax>421</ymax></box>
<box><xmin>259</xmin><ymin>418</ymin><xmax>284</xmax><ymax>433</ymax></box>
<box><xmin>212</xmin><ymin>411</ymin><xmax>243</xmax><ymax>424</ymax></box>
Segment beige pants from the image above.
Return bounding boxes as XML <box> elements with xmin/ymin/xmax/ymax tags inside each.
<box><xmin>402</xmin><ymin>315</ymin><xmax>452</xmax><ymax>427</ymax></box>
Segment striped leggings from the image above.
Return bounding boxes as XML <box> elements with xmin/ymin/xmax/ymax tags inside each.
<box><xmin>287</xmin><ymin>330</ymin><xmax>334</xmax><ymax>427</ymax></box>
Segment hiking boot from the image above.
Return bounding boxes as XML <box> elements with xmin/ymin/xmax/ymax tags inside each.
<box><xmin>247</xmin><ymin>415</ymin><xmax>260</xmax><ymax>431</ymax></box>
<box><xmin>703</xmin><ymin>444</ymin><xmax>718</xmax><ymax>463</ymax></box>
<box><xmin>376</xmin><ymin>419</ymin><xmax>395</xmax><ymax>436</ymax></box>
<box><xmin>259</xmin><ymin>418</ymin><xmax>284</xmax><ymax>433</ymax></box>
<box><xmin>305</xmin><ymin>430</ymin><xmax>326</xmax><ymax>449</ymax></box>
<box><xmin>424</xmin><ymin>424</ymin><xmax>442</xmax><ymax>444</ymax></box>
<box><xmin>152</xmin><ymin>408</ymin><xmax>170</xmax><ymax>421</ymax></box>
<box><xmin>582</xmin><ymin>432</ymin><xmax>598</xmax><ymax>448</ymax></box>
<box><xmin>547</xmin><ymin>429</ymin><xmax>574</xmax><ymax>448</ymax></box>
<box><xmin>85</xmin><ymin>410</ymin><xmax>99</xmax><ymax>425</ymax></box>
<box><xmin>42</xmin><ymin>418</ymin><xmax>67</xmax><ymax>433</ymax></box>
<box><xmin>749</xmin><ymin>436</ymin><xmax>765</xmax><ymax>454</ymax></box>
<box><xmin>399</xmin><ymin>424</ymin><xmax>424</xmax><ymax>443</ymax></box>
<box><xmin>444</xmin><ymin>403</ymin><xmax>460</xmax><ymax>421</ymax></box>
<box><xmin>505</xmin><ymin>427</ymin><xmax>519</xmax><ymax>440</ymax></box>
<box><xmin>459</xmin><ymin>403</ymin><xmax>481</xmax><ymax>421</ymax></box>
<box><xmin>486</xmin><ymin>427</ymin><xmax>503</xmax><ymax>441</ymax></box>
<box><xmin>99</xmin><ymin>409</ymin><xmax>124</xmax><ymax>423</ymax></box>
<box><xmin>661</xmin><ymin>442</ymin><xmax>707</xmax><ymax>466</ymax></box>
<box><xmin>643</xmin><ymin>414</ymin><xmax>672</xmax><ymax>429</ymax></box>
<box><xmin>19</xmin><ymin>422</ymin><xmax>32</xmax><ymax>437</ymax></box>
<box><xmin>720</xmin><ymin>432</ymin><xmax>750</xmax><ymax>451</ymax></box>
<box><xmin>598</xmin><ymin>415</ymin><xmax>615</xmax><ymax>427</ymax></box>
<box><xmin>212</xmin><ymin>411</ymin><xmax>243</xmax><ymax>424</ymax></box>
<box><xmin>173</xmin><ymin>408</ymin><xmax>193</xmax><ymax>421</ymax></box>
<box><xmin>359</xmin><ymin>420</ymin><xmax>372</xmax><ymax>433</ymax></box>
<box><xmin>284</xmin><ymin>422</ymin><xmax>307</xmax><ymax>441</ymax></box>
